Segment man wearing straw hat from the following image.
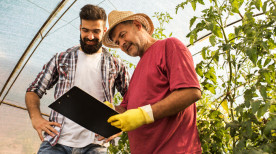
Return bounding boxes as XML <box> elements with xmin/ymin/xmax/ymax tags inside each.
<box><xmin>103</xmin><ymin>10</ymin><xmax>202</xmax><ymax>153</ymax></box>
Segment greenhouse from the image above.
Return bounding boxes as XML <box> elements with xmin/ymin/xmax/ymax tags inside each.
<box><xmin>0</xmin><ymin>0</ymin><xmax>275</xmax><ymax>153</ymax></box>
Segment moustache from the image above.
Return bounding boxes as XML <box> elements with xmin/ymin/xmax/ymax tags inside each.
<box><xmin>83</xmin><ymin>38</ymin><xmax>99</xmax><ymax>44</ymax></box>
<box><xmin>123</xmin><ymin>42</ymin><xmax>132</xmax><ymax>51</ymax></box>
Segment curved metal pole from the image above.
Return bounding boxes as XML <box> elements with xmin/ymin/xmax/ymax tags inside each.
<box><xmin>1</xmin><ymin>101</ymin><xmax>49</xmax><ymax>117</ymax></box>
<box><xmin>0</xmin><ymin>0</ymin><xmax>72</xmax><ymax>105</ymax></box>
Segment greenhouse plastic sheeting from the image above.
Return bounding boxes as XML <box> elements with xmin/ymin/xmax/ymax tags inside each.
<box><xmin>0</xmin><ymin>0</ymin><xmax>243</xmax><ymax>153</ymax></box>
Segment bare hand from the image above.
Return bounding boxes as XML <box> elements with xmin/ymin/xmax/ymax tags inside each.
<box><xmin>96</xmin><ymin>132</ymin><xmax>123</xmax><ymax>143</ymax></box>
<box><xmin>31</xmin><ymin>116</ymin><xmax>61</xmax><ymax>141</ymax></box>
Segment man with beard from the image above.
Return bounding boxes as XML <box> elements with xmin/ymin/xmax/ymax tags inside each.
<box><xmin>25</xmin><ymin>5</ymin><xmax>129</xmax><ymax>154</ymax></box>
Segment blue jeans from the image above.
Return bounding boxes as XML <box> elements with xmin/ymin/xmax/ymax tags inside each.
<box><xmin>38</xmin><ymin>141</ymin><xmax>107</xmax><ymax>154</ymax></box>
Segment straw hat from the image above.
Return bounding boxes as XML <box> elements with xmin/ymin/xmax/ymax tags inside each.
<box><xmin>103</xmin><ymin>10</ymin><xmax>154</xmax><ymax>48</ymax></box>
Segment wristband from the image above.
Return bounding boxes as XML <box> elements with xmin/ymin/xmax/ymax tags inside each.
<box><xmin>139</xmin><ymin>104</ymin><xmax>154</xmax><ymax>124</ymax></box>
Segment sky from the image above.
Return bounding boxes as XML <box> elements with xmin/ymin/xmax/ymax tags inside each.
<box><xmin>0</xmin><ymin>0</ymin><xmax>268</xmax><ymax>153</ymax></box>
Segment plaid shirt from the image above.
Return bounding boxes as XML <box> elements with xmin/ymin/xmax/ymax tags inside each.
<box><xmin>27</xmin><ymin>46</ymin><xmax>130</xmax><ymax>145</ymax></box>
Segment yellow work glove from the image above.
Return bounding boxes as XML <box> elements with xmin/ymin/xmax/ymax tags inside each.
<box><xmin>104</xmin><ymin>101</ymin><xmax>115</xmax><ymax>110</ymax></box>
<box><xmin>107</xmin><ymin>104</ymin><xmax>154</xmax><ymax>132</ymax></box>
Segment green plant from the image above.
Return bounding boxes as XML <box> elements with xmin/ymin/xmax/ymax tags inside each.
<box><xmin>177</xmin><ymin>0</ymin><xmax>276</xmax><ymax>153</ymax></box>
<box><xmin>196</xmin><ymin>93</ymin><xmax>232</xmax><ymax>153</ymax></box>
<box><xmin>152</xmin><ymin>12</ymin><xmax>173</xmax><ymax>39</ymax></box>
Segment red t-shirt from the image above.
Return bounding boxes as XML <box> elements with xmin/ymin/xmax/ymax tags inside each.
<box><xmin>120</xmin><ymin>37</ymin><xmax>202</xmax><ymax>154</ymax></box>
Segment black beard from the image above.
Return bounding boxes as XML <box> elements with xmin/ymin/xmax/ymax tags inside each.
<box><xmin>80</xmin><ymin>36</ymin><xmax>102</xmax><ymax>54</ymax></box>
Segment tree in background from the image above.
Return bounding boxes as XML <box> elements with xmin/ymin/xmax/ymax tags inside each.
<box><xmin>176</xmin><ymin>0</ymin><xmax>276</xmax><ymax>153</ymax></box>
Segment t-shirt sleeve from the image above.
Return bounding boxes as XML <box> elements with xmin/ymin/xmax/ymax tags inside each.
<box><xmin>164</xmin><ymin>37</ymin><xmax>200</xmax><ymax>91</ymax></box>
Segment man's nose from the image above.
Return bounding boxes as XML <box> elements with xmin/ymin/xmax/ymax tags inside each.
<box><xmin>88</xmin><ymin>32</ymin><xmax>94</xmax><ymax>40</ymax></box>
<box><xmin>120</xmin><ymin>40</ymin><xmax>126</xmax><ymax>49</ymax></box>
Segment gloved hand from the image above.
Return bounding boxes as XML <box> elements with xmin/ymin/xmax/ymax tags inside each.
<box><xmin>104</xmin><ymin>101</ymin><xmax>115</xmax><ymax>110</ymax></box>
<box><xmin>107</xmin><ymin>104</ymin><xmax>154</xmax><ymax>132</ymax></box>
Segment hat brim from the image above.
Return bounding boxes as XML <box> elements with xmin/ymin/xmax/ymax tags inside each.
<box><xmin>103</xmin><ymin>13</ymin><xmax>154</xmax><ymax>48</ymax></box>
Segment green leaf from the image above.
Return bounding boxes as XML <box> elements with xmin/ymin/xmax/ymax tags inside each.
<box><xmin>235</xmin><ymin>26</ymin><xmax>241</xmax><ymax>37</ymax></box>
<box><xmin>205</xmin><ymin>67</ymin><xmax>217</xmax><ymax>84</ymax></box>
<box><xmin>213</xmin><ymin>50</ymin><xmax>219</xmax><ymax>64</ymax></box>
<box><xmin>205</xmin><ymin>83</ymin><xmax>216</xmax><ymax>94</ymax></box>
<box><xmin>189</xmin><ymin>31</ymin><xmax>195</xmax><ymax>45</ymax></box>
<box><xmin>191</xmin><ymin>1</ymin><xmax>196</xmax><ymax>11</ymax></box>
<box><xmin>270</xmin><ymin>104</ymin><xmax>276</xmax><ymax>113</ymax></box>
<box><xmin>201</xmin><ymin>47</ymin><xmax>208</xmax><ymax>60</ymax></box>
<box><xmin>260</xmin><ymin>85</ymin><xmax>267</xmax><ymax>101</ymax></box>
<box><xmin>209</xmin><ymin>110</ymin><xmax>219</xmax><ymax>119</ymax></box>
<box><xmin>190</xmin><ymin>16</ymin><xmax>197</xmax><ymax>29</ymax></box>
<box><xmin>254</xmin><ymin>0</ymin><xmax>262</xmax><ymax>11</ymax></box>
<box><xmin>251</xmin><ymin>100</ymin><xmax>261</xmax><ymax>114</ymax></box>
<box><xmin>213</xmin><ymin>24</ymin><xmax>223</xmax><ymax>38</ymax></box>
<box><xmin>261</xmin><ymin>70</ymin><xmax>271</xmax><ymax>84</ymax></box>
<box><xmin>221</xmin><ymin>99</ymin><xmax>229</xmax><ymax>113</ymax></box>
<box><xmin>267</xmin><ymin>64</ymin><xmax>275</xmax><ymax>76</ymax></box>
<box><xmin>244</xmin><ymin>88</ymin><xmax>254</xmax><ymax>108</ymax></box>
<box><xmin>257</xmin><ymin>103</ymin><xmax>269</xmax><ymax>118</ymax></box>
<box><xmin>236</xmin><ymin>104</ymin><xmax>244</xmax><ymax>116</ymax></box>
<box><xmin>196</xmin><ymin>62</ymin><xmax>204</xmax><ymax>77</ymax></box>
<box><xmin>190</xmin><ymin>36</ymin><xmax>194</xmax><ymax>45</ymax></box>
<box><xmin>231</xmin><ymin>0</ymin><xmax>240</xmax><ymax>13</ymax></box>
<box><xmin>209</xmin><ymin>35</ymin><xmax>216</xmax><ymax>46</ymax></box>
<box><xmin>198</xmin><ymin>0</ymin><xmax>205</xmax><ymax>5</ymax></box>
<box><xmin>257</xmin><ymin>59</ymin><xmax>262</xmax><ymax>68</ymax></box>
<box><xmin>246</xmin><ymin>121</ymin><xmax>252</xmax><ymax>136</ymax></box>
<box><xmin>222</xmin><ymin>44</ymin><xmax>231</xmax><ymax>51</ymax></box>
<box><xmin>129</xmin><ymin>63</ymin><xmax>133</xmax><ymax>68</ymax></box>
<box><xmin>230</xmin><ymin>127</ymin><xmax>236</xmax><ymax>137</ymax></box>
<box><xmin>236</xmin><ymin>138</ymin><xmax>245</xmax><ymax>148</ymax></box>
<box><xmin>263</xmin><ymin>58</ymin><xmax>271</xmax><ymax>67</ymax></box>
<box><xmin>228</xmin><ymin>33</ymin><xmax>235</xmax><ymax>43</ymax></box>
<box><xmin>261</xmin><ymin>42</ymin><xmax>269</xmax><ymax>51</ymax></box>
<box><xmin>264</xmin><ymin>117</ymin><xmax>276</xmax><ymax>136</ymax></box>
<box><xmin>245</xmin><ymin>48</ymin><xmax>258</xmax><ymax>65</ymax></box>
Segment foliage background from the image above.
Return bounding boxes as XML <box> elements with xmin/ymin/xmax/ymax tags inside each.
<box><xmin>108</xmin><ymin>0</ymin><xmax>276</xmax><ymax>153</ymax></box>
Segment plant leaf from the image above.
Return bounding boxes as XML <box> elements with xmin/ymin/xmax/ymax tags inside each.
<box><xmin>190</xmin><ymin>16</ymin><xmax>197</xmax><ymax>29</ymax></box>
<box><xmin>221</xmin><ymin>99</ymin><xmax>229</xmax><ymax>113</ymax></box>
<box><xmin>209</xmin><ymin>35</ymin><xmax>216</xmax><ymax>46</ymax></box>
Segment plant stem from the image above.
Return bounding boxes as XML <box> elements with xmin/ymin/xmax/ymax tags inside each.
<box><xmin>214</xmin><ymin>0</ymin><xmax>235</xmax><ymax>148</ymax></box>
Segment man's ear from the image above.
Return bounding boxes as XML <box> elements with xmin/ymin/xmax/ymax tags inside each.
<box><xmin>80</xmin><ymin>25</ymin><xmax>82</xmax><ymax>31</ymax></box>
<box><xmin>133</xmin><ymin>20</ymin><xmax>142</xmax><ymax>31</ymax></box>
<box><xmin>104</xmin><ymin>27</ymin><xmax>107</xmax><ymax>33</ymax></box>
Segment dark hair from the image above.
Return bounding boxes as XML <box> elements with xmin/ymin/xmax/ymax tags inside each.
<box><xmin>79</xmin><ymin>4</ymin><xmax>107</xmax><ymax>25</ymax></box>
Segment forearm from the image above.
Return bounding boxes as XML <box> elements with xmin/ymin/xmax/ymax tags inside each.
<box><xmin>108</xmin><ymin>88</ymin><xmax>201</xmax><ymax>132</ymax></box>
<box><xmin>25</xmin><ymin>92</ymin><xmax>42</xmax><ymax>119</ymax></box>
<box><xmin>151</xmin><ymin>88</ymin><xmax>201</xmax><ymax>120</ymax></box>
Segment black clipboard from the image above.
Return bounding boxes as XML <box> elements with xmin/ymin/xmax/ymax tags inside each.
<box><xmin>48</xmin><ymin>86</ymin><xmax>121</xmax><ymax>138</ymax></box>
